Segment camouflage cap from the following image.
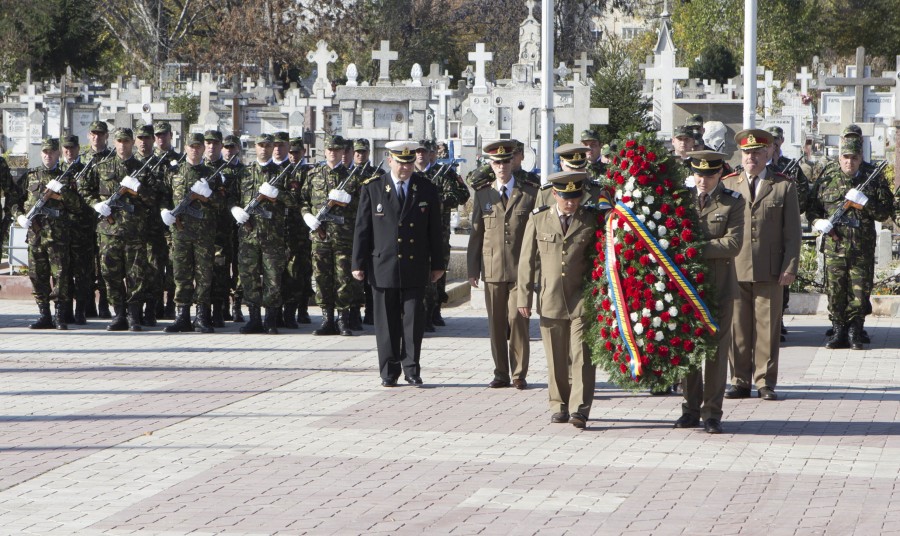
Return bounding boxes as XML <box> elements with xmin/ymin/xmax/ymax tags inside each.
<box><xmin>41</xmin><ymin>138</ymin><xmax>60</xmax><ymax>151</ymax></box>
<box><xmin>289</xmin><ymin>137</ymin><xmax>304</xmax><ymax>152</ymax></box>
<box><xmin>114</xmin><ymin>128</ymin><xmax>134</xmax><ymax>141</ymax></box>
<box><xmin>766</xmin><ymin>125</ymin><xmax>785</xmax><ymax>139</ymax></box>
<box><xmin>324</xmin><ymin>135</ymin><xmax>345</xmax><ymax>150</ymax></box>
<box><xmin>89</xmin><ymin>120</ymin><xmax>109</xmax><ymax>134</ymax></box>
<box><xmin>204</xmin><ymin>129</ymin><xmax>223</xmax><ymax>142</ymax></box>
<box><xmin>272</xmin><ymin>131</ymin><xmax>290</xmax><ymax>144</ymax></box>
<box><xmin>223</xmin><ymin>134</ymin><xmax>241</xmax><ymax>147</ymax></box>
<box><xmin>600</xmin><ymin>143</ymin><xmax>613</xmax><ymax>157</ymax></box>
<box><xmin>135</xmin><ymin>124</ymin><xmax>155</xmax><ymax>138</ymax></box>
<box><xmin>842</xmin><ymin>124</ymin><xmax>863</xmax><ymax>138</ymax></box>
<box><xmin>343</xmin><ymin>137</ymin><xmax>354</xmax><ymax>150</ymax></box>
<box><xmin>840</xmin><ymin>138</ymin><xmax>862</xmax><ymax>155</ymax></box>
<box><xmin>353</xmin><ymin>138</ymin><xmax>370</xmax><ymax>151</ymax></box>
<box><xmin>580</xmin><ymin>129</ymin><xmax>600</xmax><ymax>142</ymax></box>
<box><xmin>154</xmin><ymin>121</ymin><xmax>172</xmax><ymax>135</ymax></box>
<box><xmin>673</xmin><ymin>125</ymin><xmax>694</xmax><ymax>139</ymax></box>
<box><xmin>61</xmin><ymin>134</ymin><xmax>79</xmax><ymax>149</ymax></box>
<box><xmin>685</xmin><ymin>114</ymin><xmax>705</xmax><ymax>127</ymax></box>
<box><xmin>186</xmin><ymin>132</ymin><xmax>205</xmax><ymax>146</ymax></box>
<box><xmin>255</xmin><ymin>133</ymin><xmax>274</xmax><ymax>145</ymax></box>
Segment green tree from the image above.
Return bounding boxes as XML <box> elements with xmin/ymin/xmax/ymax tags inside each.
<box><xmin>692</xmin><ymin>44</ymin><xmax>738</xmax><ymax>83</ymax></box>
<box><xmin>590</xmin><ymin>35</ymin><xmax>652</xmax><ymax>143</ymax></box>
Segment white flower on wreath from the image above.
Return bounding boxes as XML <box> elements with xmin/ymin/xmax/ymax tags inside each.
<box><xmin>654</xmin><ymin>282</ymin><xmax>666</xmax><ymax>292</ymax></box>
<box><xmin>611</xmin><ymin>303</ymin><xmax>616</xmax><ymax>312</ymax></box>
<box><xmin>664</xmin><ymin>293</ymin><xmax>673</xmax><ymax>303</ymax></box>
<box><xmin>616</xmin><ymin>190</ymin><xmax>623</xmax><ymax>199</ymax></box>
<box><xmin>625</xmin><ymin>183</ymin><xmax>634</xmax><ymax>193</ymax></box>
<box><xmin>652</xmin><ymin>316</ymin><xmax>662</xmax><ymax>328</ymax></box>
<box><xmin>630</xmin><ymin>312</ymin><xmax>638</xmax><ymax>322</ymax></box>
<box><xmin>641</xmin><ymin>206</ymin><xmax>650</xmax><ymax>215</ymax></box>
<box><xmin>668</xmin><ymin>322</ymin><xmax>677</xmax><ymax>331</ymax></box>
<box><xmin>641</xmin><ymin>308</ymin><xmax>651</xmax><ymax>318</ymax></box>
<box><xmin>659</xmin><ymin>239</ymin><xmax>669</xmax><ymax>250</ymax></box>
<box><xmin>668</xmin><ymin>306</ymin><xmax>678</xmax><ymax>317</ymax></box>
<box><xmin>653</xmin><ymin>211</ymin><xmax>662</xmax><ymax>220</ymax></box>
<box><xmin>655</xmin><ymin>300</ymin><xmax>664</xmax><ymax>311</ymax></box>
<box><xmin>655</xmin><ymin>331</ymin><xmax>665</xmax><ymax>342</ymax></box>
<box><xmin>658</xmin><ymin>227</ymin><xmax>667</xmax><ymax>237</ymax></box>
<box><xmin>624</xmin><ymin>223</ymin><xmax>632</xmax><ymax>232</ymax></box>
<box><xmin>647</xmin><ymin>220</ymin><xmax>657</xmax><ymax>230</ymax></box>
<box><xmin>645</xmin><ymin>195</ymin><xmax>655</xmax><ymax>205</ymax></box>
<box><xmin>637</xmin><ymin>214</ymin><xmax>646</xmax><ymax>223</ymax></box>
<box><xmin>633</xmin><ymin>189</ymin><xmax>643</xmax><ymax>199</ymax></box>
<box><xmin>625</xmin><ymin>201</ymin><xmax>635</xmax><ymax>209</ymax></box>
<box><xmin>634</xmin><ymin>323</ymin><xmax>644</xmax><ymax>335</ymax></box>
<box><xmin>636</xmin><ymin>338</ymin><xmax>645</xmax><ymax>347</ymax></box>
<box><xmin>657</xmin><ymin>266</ymin><xmax>666</xmax><ymax>276</ymax></box>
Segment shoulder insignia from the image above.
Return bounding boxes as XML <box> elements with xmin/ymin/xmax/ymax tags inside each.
<box><xmin>723</xmin><ymin>171</ymin><xmax>740</xmax><ymax>179</ymax></box>
<box><xmin>474</xmin><ymin>181</ymin><xmax>492</xmax><ymax>191</ymax></box>
<box><xmin>532</xmin><ymin>205</ymin><xmax>550</xmax><ymax>214</ymax></box>
<box><xmin>362</xmin><ymin>175</ymin><xmax>380</xmax><ymax>185</ymax></box>
<box><xmin>539</xmin><ymin>182</ymin><xmax>553</xmax><ymax>190</ymax></box>
<box><xmin>722</xmin><ymin>188</ymin><xmax>741</xmax><ymax>199</ymax></box>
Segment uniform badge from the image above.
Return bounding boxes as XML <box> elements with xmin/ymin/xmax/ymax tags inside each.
<box><xmin>376</xmin><ymin>203</ymin><xmax>383</xmax><ymax>213</ymax></box>
<box><xmin>385</xmin><ymin>184</ymin><xmax>391</xmax><ymax>193</ymax></box>
<box><xmin>484</xmin><ymin>202</ymin><xmax>493</xmax><ymax>212</ymax></box>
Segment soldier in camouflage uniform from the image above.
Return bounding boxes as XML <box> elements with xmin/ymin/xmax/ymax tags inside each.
<box><xmin>283</xmin><ymin>136</ymin><xmax>313</xmax><ymax>328</ymax></box>
<box><xmin>579</xmin><ymin>130</ymin><xmax>607</xmax><ymax>180</ymax></box>
<box><xmin>85</xmin><ymin>120</ymin><xmax>113</xmax><ymax>318</ymax></box>
<box><xmin>202</xmin><ymin>129</ymin><xmax>234</xmax><ymax>328</ymax></box>
<box><xmin>14</xmin><ymin>138</ymin><xmax>82</xmax><ymax>330</ymax></box>
<box><xmin>269</xmin><ymin>131</ymin><xmax>298</xmax><ymax>329</ymax></box>
<box><xmin>161</xmin><ymin>133</ymin><xmax>223</xmax><ymax>333</ymax></box>
<box><xmin>133</xmin><ymin>124</ymin><xmax>170</xmax><ymax>327</ymax></box>
<box><xmin>82</xmin><ymin>128</ymin><xmax>155</xmax><ymax>332</ymax></box>
<box><xmin>352</xmin><ymin>139</ymin><xmax>383</xmax><ymax>326</ymax></box>
<box><xmin>220</xmin><ymin>135</ymin><xmax>247</xmax><ymax>322</ymax></box>
<box><xmin>0</xmin><ymin>153</ymin><xmax>22</xmax><ymax>266</ymax></box>
<box><xmin>230</xmin><ymin>133</ymin><xmax>291</xmax><ymax>334</ymax></box>
<box><xmin>301</xmin><ymin>135</ymin><xmax>360</xmax><ymax>336</ymax></box>
<box><xmin>808</xmin><ymin>138</ymin><xmax>894</xmax><ymax>350</ymax></box>
<box><xmin>153</xmin><ymin>121</ymin><xmax>182</xmax><ymax>319</ymax></box>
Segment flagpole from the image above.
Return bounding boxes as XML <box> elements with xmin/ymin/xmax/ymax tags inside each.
<box><xmin>743</xmin><ymin>0</ymin><xmax>758</xmax><ymax>128</ymax></box>
<box><xmin>540</xmin><ymin>0</ymin><xmax>554</xmax><ymax>183</ymax></box>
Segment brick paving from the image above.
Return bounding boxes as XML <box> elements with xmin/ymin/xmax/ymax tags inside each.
<box><xmin>1</xmin><ymin>299</ymin><xmax>899</xmax><ymax>535</ymax></box>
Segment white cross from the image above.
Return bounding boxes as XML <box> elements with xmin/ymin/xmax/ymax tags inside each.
<box><xmin>525</xmin><ymin>0</ymin><xmax>536</xmax><ymax>16</ymax></box>
<box><xmin>574</xmin><ymin>52</ymin><xmax>594</xmax><ymax>80</ymax></box>
<box><xmin>279</xmin><ymin>87</ymin><xmax>308</xmax><ymax>115</ymax></box>
<box><xmin>372</xmin><ymin>40</ymin><xmax>398</xmax><ymax>86</ymax></box>
<box><xmin>433</xmin><ymin>81</ymin><xmax>455</xmax><ymax>141</ymax></box>
<box><xmin>760</xmin><ymin>70</ymin><xmax>782</xmax><ymax>117</ymax></box>
<box><xmin>555</xmin><ymin>80</ymin><xmax>609</xmax><ymax>136</ymax></box>
<box><xmin>723</xmin><ymin>78</ymin><xmax>737</xmax><ymax>98</ymax></box>
<box><xmin>19</xmin><ymin>84</ymin><xmax>44</xmax><ymax>115</ymax></box>
<box><xmin>554</xmin><ymin>62</ymin><xmax>570</xmax><ymax>83</ymax></box>
<box><xmin>102</xmin><ymin>88</ymin><xmax>127</xmax><ymax>114</ymax></box>
<box><xmin>306</xmin><ymin>40</ymin><xmax>338</xmax><ymax>95</ymax></box>
<box><xmin>309</xmin><ymin>89</ymin><xmax>332</xmax><ymax>132</ymax></box>
<box><xmin>819</xmin><ymin>98</ymin><xmax>875</xmax><ymax>137</ymax></box>
<box><xmin>795</xmin><ymin>66</ymin><xmax>813</xmax><ymax>95</ymax></box>
<box><xmin>825</xmin><ymin>46</ymin><xmax>895</xmax><ymax>122</ymax></box>
<box><xmin>243</xmin><ymin>77</ymin><xmax>255</xmax><ymax>94</ymax></box>
<box><xmin>644</xmin><ymin>50</ymin><xmax>689</xmax><ymax>136</ymax></box>
<box><xmin>198</xmin><ymin>72</ymin><xmax>217</xmax><ymax>116</ymax></box>
<box><xmin>468</xmin><ymin>43</ymin><xmax>493</xmax><ymax>91</ymax></box>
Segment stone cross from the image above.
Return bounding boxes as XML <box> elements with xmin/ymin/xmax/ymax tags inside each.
<box><xmin>819</xmin><ymin>98</ymin><xmax>875</xmax><ymax>137</ymax></box>
<box><xmin>103</xmin><ymin>88</ymin><xmax>127</xmax><ymax>115</ymax></box>
<box><xmin>468</xmin><ymin>43</ymin><xmax>493</xmax><ymax>92</ymax></box>
<box><xmin>307</xmin><ymin>40</ymin><xmax>338</xmax><ymax>96</ymax></box>
<box><xmin>243</xmin><ymin>77</ymin><xmax>255</xmax><ymax>94</ymax></box>
<box><xmin>19</xmin><ymin>84</ymin><xmax>44</xmax><ymax>115</ymax></box>
<box><xmin>555</xmin><ymin>80</ymin><xmax>609</xmax><ymax>136</ymax></box>
<box><xmin>638</xmin><ymin>55</ymin><xmax>655</xmax><ymax>95</ymax></box>
<box><xmin>372</xmin><ymin>40</ymin><xmax>398</xmax><ymax>86</ymax></box>
<box><xmin>825</xmin><ymin>46</ymin><xmax>895</xmax><ymax>122</ymax></box>
<box><xmin>795</xmin><ymin>66</ymin><xmax>813</xmax><ymax>95</ymax></box>
<box><xmin>309</xmin><ymin>89</ymin><xmax>332</xmax><ymax>132</ymax></box>
<box><xmin>198</xmin><ymin>72</ymin><xmax>217</xmax><ymax>117</ymax></box>
<box><xmin>644</xmin><ymin>48</ymin><xmax>689</xmax><ymax>136</ymax></box>
<box><xmin>723</xmin><ymin>78</ymin><xmax>737</xmax><ymax>98</ymax></box>
<box><xmin>760</xmin><ymin>70</ymin><xmax>782</xmax><ymax>117</ymax></box>
<box><xmin>554</xmin><ymin>62</ymin><xmax>570</xmax><ymax>84</ymax></box>
<box><xmin>433</xmin><ymin>81</ymin><xmax>455</xmax><ymax>141</ymax></box>
<box><xmin>279</xmin><ymin>87</ymin><xmax>308</xmax><ymax>115</ymax></box>
<box><xmin>574</xmin><ymin>52</ymin><xmax>594</xmax><ymax>80</ymax></box>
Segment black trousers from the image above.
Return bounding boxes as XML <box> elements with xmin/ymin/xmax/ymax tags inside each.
<box><xmin>373</xmin><ymin>285</ymin><xmax>425</xmax><ymax>381</ymax></box>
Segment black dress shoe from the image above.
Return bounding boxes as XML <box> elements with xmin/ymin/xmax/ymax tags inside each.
<box><xmin>704</xmin><ymin>419</ymin><xmax>723</xmax><ymax>434</ymax></box>
<box><xmin>550</xmin><ymin>411</ymin><xmax>569</xmax><ymax>423</ymax></box>
<box><xmin>489</xmin><ymin>379</ymin><xmax>511</xmax><ymax>388</ymax></box>
<box><xmin>512</xmin><ymin>379</ymin><xmax>527</xmax><ymax>390</ymax></box>
<box><xmin>381</xmin><ymin>378</ymin><xmax>398</xmax><ymax>387</ymax></box>
<box><xmin>724</xmin><ymin>386</ymin><xmax>752</xmax><ymax>399</ymax></box>
<box><xmin>404</xmin><ymin>375</ymin><xmax>424</xmax><ymax>386</ymax></box>
<box><xmin>674</xmin><ymin>414</ymin><xmax>700</xmax><ymax>428</ymax></box>
<box><xmin>758</xmin><ymin>386</ymin><xmax>778</xmax><ymax>400</ymax></box>
<box><xmin>569</xmin><ymin>413</ymin><xmax>588</xmax><ymax>429</ymax></box>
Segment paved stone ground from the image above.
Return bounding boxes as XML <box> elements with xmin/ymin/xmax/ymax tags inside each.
<box><xmin>1</xmin><ymin>298</ymin><xmax>899</xmax><ymax>535</ymax></box>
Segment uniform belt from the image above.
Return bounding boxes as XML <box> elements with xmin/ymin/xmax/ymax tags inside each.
<box><xmin>835</xmin><ymin>216</ymin><xmax>860</xmax><ymax>228</ymax></box>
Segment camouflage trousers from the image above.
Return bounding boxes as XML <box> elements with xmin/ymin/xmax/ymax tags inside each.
<box><xmin>825</xmin><ymin>254</ymin><xmax>871</xmax><ymax>324</ymax></box>
<box><xmin>172</xmin><ymin>229</ymin><xmax>215</xmax><ymax>306</ymax></box>
<box><xmin>146</xmin><ymin>227</ymin><xmax>170</xmax><ymax>302</ymax></box>
<box><xmin>231</xmin><ymin>227</ymin><xmax>242</xmax><ymax>300</ymax></box>
<box><xmin>98</xmin><ymin>234</ymin><xmax>149</xmax><ymax>306</ymax></box>
<box><xmin>282</xmin><ymin>229</ymin><xmax>312</xmax><ymax>305</ymax></box>
<box><xmin>211</xmin><ymin>221</ymin><xmax>235</xmax><ymax>302</ymax></box>
<box><xmin>69</xmin><ymin>222</ymin><xmax>96</xmax><ymax>302</ymax></box>
<box><xmin>311</xmin><ymin>240</ymin><xmax>355</xmax><ymax>310</ymax></box>
<box><xmin>28</xmin><ymin>232</ymin><xmax>70</xmax><ymax>304</ymax></box>
<box><xmin>238</xmin><ymin>237</ymin><xmax>286</xmax><ymax>308</ymax></box>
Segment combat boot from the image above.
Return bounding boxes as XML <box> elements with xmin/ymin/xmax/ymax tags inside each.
<box><xmin>825</xmin><ymin>323</ymin><xmax>849</xmax><ymax>349</ymax></box>
<box><xmin>348</xmin><ymin>307</ymin><xmax>362</xmax><ymax>331</ymax></box>
<box><xmin>232</xmin><ymin>297</ymin><xmax>245</xmax><ymax>323</ymax></box>
<box><xmin>337</xmin><ymin>310</ymin><xmax>353</xmax><ymax>336</ymax></box>
<box><xmin>282</xmin><ymin>304</ymin><xmax>299</xmax><ymax>329</ymax></box>
<box><xmin>29</xmin><ymin>302</ymin><xmax>54</xmax><ymax>330</ymax></box>
<box><xmin>126</xmin><ymin>303</ymin><xmax>143</xmax><ymax>332</ymax></box>
<box><xmin>264</xmin><ymin>308</ymin><xmax>279</xmax><ymax>334</ymax></box>
<box><xmin>848</xmin><ymin>319</ymin><xmax>864</xmax><ymax>351</ymax></box>
<box><xmin>164</xmin><ymin>306</ymin><xmax>194</xmax><ymax>333</ymax></box>
<box><xmin>210</xmin><ymin>302</ymin><xmax>225</xmax><ymax>328</ymax></box>
<box><xmin>240</xmin><ymin>305</ymin><xmax>265</xmax><ymax>334</ymax></box>
<box><xmin>73</xmin><ymin>298</ymin><xmax>87</xmax><ymax>325</ymax></box>
<box><xmin>297</xmin><ymin>302</ymin><xmax>311</xmax><ymax>324</ymax></box>
<box><xmin>54</xmin><ymin>302</ymin><xmax>68</xmax><ymax>331</ymax></box>
<box><xmin>98</xmin><ymin>295</ymin><xmax>112</xmax><ymax>319</ymax></box>
<box><xmin>314</xmin><ymin>309</ymin><xmax>338</xmax><ymax>336</ymax></box>
<box><xmin>423</xmin><ymin>306</ymin><xmax>436</xmax><ymax>333</ymax></box>
<box><xmin>143</xmin><ymin>300</ymin><xmax>158</xmax><ymax>327</ymax></box>
<box><xmin>163</xmin><ymin>295</ymin><xmax>176</xmax><ymax>319</ymax></box>
<box><xmin>194</xmin><ymin>305</ymin><xmax>215</xmax><ymax>334</ymax></box>
<box><xmin>860</xmin><ymin>318</ymin><xmax>871</xmax><ymax>344</ymax></box>
<box><xmin>222</xmin><ymin>299</ymin><xmax>233</xmax><ymax>321</ymax></box>
<box><xmin>275</xmin><ymin>307</ymin><xmax>286</xmax><ymax>328</ymax></box>
<box><xmin>432</xmin><ymin>304</ymin><xmax>446</xmax><ymax>327</ymax></box>
<box><xmin>106</xmin><ymin>305</ymin><xmax>129</xmax><ymax>331</ymax></box>
<box><xmin>64</xmin><ymin>299</ymin><xmax>76</xmax><ymax>325</ymax></box>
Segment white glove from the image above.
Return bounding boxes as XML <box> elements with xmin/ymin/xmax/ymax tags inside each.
<box><xmin>303</xmin><ymin>213</ymin><xmax>321</xmax><ymax>231</ymax></box>
<box><xmin>120</xmin><ymin>175</ymin><xmax>141</xmax><ymax>192</ymax></box>
<box><xmin>844</xmin><ymin>188</ymin><xmax>868</xmax><ymax>206</ymax></box>
<box><xmin>16</xmin><ymin>215</ymin><xmax>30</xmax><ymax>229</ymax></box>
<box><xmin>258</xmin><ymin>183</ymin><xmax>279</xmax><ymax>199</ymax></box>
<box><xmin>328</xmin><ymin>189</ymin><xmax>352</xmax><ymax>204</ymax></box>
<box><xmin>161</xmin><ymin>209</ymin><xmax>176</xmax><ymax>227</ymax></box>
<box><xmin>813</xmin><ymin>219</ymin><xmax>833</xmax><ymax>234</ymax></box>
<box><xmin>190</xmin><ymin>179</ymin><xmax>213</xmax><ymax>198</ymax></box>
<box><xmin>45</xmin><ymin>179</ymin><xmax>64</xmax><ymax>193</ymax></box>
<box><xmin>230</xmin><ymin>206</ymin><xmax>250</xmax><ymax>224</ymax></box>
<box><xmin>93</xmin><ymin>201</ymin><xmax>111</xmax><ymax>217</ymax></box>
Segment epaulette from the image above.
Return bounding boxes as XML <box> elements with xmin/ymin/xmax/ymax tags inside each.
<box><xmin>362</xmin><ymin>174</ymin><xmax>382</xmax><ymax>185</ymax></box>
<box><xmin>474</xmin><ymin>181</ymin><xmax>492</xmax><ymax>191</ymax></box>
<box><xmin>722</xmin><ymin>188</ymin><xmax>741</xmax><ymax>199</ymax></box>
<box><xmin>723</xmin><ymin>171</ymin><xmax>740</xmax><ymax>179</ymax></box>
<box><xmin>532</xmin><ymin>205</ymin><xmax>550</xmax><ymax>214</ymax></box>
<box><xmin>539</xmin><ymin>182</ymin><xmax>553</xmax><ymax>190</ymax></box>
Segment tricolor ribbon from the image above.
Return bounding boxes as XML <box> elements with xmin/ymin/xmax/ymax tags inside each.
<box><xmin>605</xmin><ymin>221</ymin><xmax>642</xmax><ymax>378</ymax></box>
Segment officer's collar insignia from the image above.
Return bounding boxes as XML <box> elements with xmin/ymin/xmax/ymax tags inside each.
<box><xmin>385</xmin><ymin>184</ymin><xmax>391</xmax><ymax>192</ymax></box>
<box><xmin>411</xmin><ymin>183</ymin><xmax>417</xmax><ymax>192</ymax></box>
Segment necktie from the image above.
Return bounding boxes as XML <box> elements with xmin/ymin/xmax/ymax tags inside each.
<box><xmin>699</xmin><ymin>193</ymin><xmax>708</xmax><ymax>210</ymax></box>
<box><xmin>397</xmin><ymin>181</ymin><xmax>406</xmax><ymax>206</ymax></box>
<box><xmin>749</xmin><ymin>175</ymin><xmax>758</xmax><ymax>202</ymax></box>
<box><xmin>500</xmin><ymin>185</ymin><xmax>508</xmax><ymax>208</ymax></box>
<box><xmin>560</xmin><ymin>214</ymin><xmax>570</xmax><ymax>234</ymax></box>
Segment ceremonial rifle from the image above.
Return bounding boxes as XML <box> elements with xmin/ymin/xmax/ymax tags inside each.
<box><xmin>101</xmin><ymin>152</ymin><xmax>184</xmax><ymax>221</ymax></box>
<box><xmin>826</xmin><ymin>160</ymin><xmax>888</xmax><ymax>228</ymax></box>
<box><xmin>239</xmin><ymin>159</ymin><xmax>304</xmax><ymax>227</ymax></box>
<box><xmin>313</xmin><ymin>160</ymin><xmax>382</xmax><ymax>239</ymax></box>
<box><xmin>28</xmin><ymin>152</ymin><xmax>108</xmax><ymax>231</ymax></box>
<box><xmin>170</xmin><ymin>155</ymin><xmax>236</xmax><ymax>229</ymax></box>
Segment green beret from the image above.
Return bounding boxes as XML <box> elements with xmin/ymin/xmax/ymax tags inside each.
<box><xmin>135</xmin><ymin>124</ymin><xmax>155</xmax><ymax>138</ymax></box>
<box><xmin>204</xmin><ymin>129</ymin><xmax>223</xmax><ymax>142</ymax></box>
<box><xmin>840</xmin><ymin>138</ymin><xmax>862</xmax><ymax>155</ymax></box>
<box><xmin>61</xmin><ymin>135</ymin><xmax>79</xmax><ymax>149</ymax></box>
<box><xmin>153</xmin><ymin>121</ymin><xmax>172</xmax><ymax>135</ymax></box>
<box><xmin>89</xmin><ymin>120</ymin><xmax>108</xmax><ymax>133</ymax></box>
<box><xmin>41</xmin><ymin>138</ymin><xmax>60</xmax><ymax>151</ymax></box>
<box><xmin>187</xmin><ymin>132</ymin><xmax>205</xmax><ymax>146</ymax></box>
<box><xmin>580</xmin><ymin>130</ymin><xmax>600</xmax><ymax>142</ymax></box>
<box><xmin>223</xmin><ymin>134</ymin><xmax>241</xmax><ymax>147</ymax></box>
<box><xmin>255</xmin><ymin>133</ymin><xmax>274</xmax><ymax>145</ymax></box>
<box><xmin>272</xmin><ymin>131</ymin><xmax>289</xmax><ymax>143</ymax></box>
<box><xmin>353</xmin><ymin>139</ymin><xmax>370</xmax><ymax>151</ymax></box>
<box><xmin>114</xmin><ymin>128</ymin><xmax>134</xmax><ymax>141</ymax></box>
